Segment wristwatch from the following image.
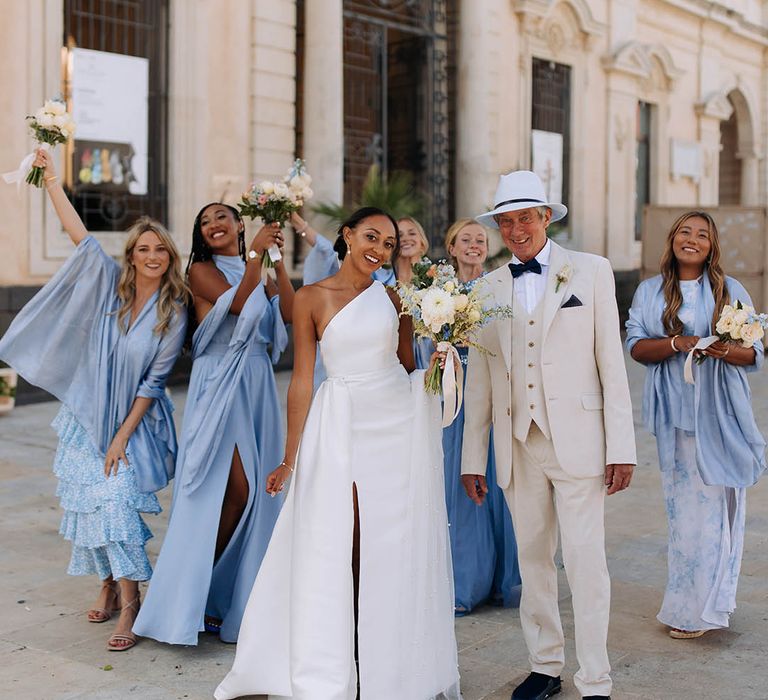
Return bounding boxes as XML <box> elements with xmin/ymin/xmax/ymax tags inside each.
<box><xmin>248</xmin><ymin>250</ymin><xmax>260</xmax><ymax>260</ymax></box>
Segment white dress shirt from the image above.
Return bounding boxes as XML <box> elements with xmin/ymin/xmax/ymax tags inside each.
<box><xmin>511</xmin><ymin>239</ymin><xmax>551</xmax><ymax>314</ymax></box>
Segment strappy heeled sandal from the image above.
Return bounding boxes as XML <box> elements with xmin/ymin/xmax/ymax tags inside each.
<box><xmin>107</xmin><ymin>596</ymin><xmax>140</xmax><ymax>651</ymax></box>
<box><xmin>87</xmin><ymin>580</ymin><xmax>121</xmax><ymax>623</ymax></box>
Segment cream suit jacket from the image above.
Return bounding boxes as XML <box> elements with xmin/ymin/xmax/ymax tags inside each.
<box><xmin>461</xmin><ymin>241</ymin><xmax>637</xmax><ymax>488</ymax></box>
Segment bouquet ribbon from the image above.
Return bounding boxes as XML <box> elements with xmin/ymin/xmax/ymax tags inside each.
<box><xmin>683</xmin><ymin>335</ymin><xmax>718</xmax><ymax>384</ymax></box>
<box><xmin>2</xmin><ymin>143</ymin><xmax>49</xmax><ymax>190</ymax></box>
<box><xmin>267</xmin><ymin>244</ymin><xmax>282</xmax><ymax>263</ymax></box>
<box><xmin>437</xmin><ymin>341</ymin><xmax>464</xmax><ymax>427</ymax></box>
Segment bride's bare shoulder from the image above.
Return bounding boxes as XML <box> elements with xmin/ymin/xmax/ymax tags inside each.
<box><xmin>296</xmin><ymin>280</ymin><xmax>331</xmax><ymax>301</ymax></box>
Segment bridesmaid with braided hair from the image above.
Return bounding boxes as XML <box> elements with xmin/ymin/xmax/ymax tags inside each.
<box><xmin>134</xmin><ymin>203</ymin><xmax>294</xmax><ymax>645</ymax></box>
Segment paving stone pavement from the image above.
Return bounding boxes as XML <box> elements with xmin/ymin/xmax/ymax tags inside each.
<box><xmin>0</xmin><ymin>352</ymin><xmax>766</xmax><ymax>700</ymax></box>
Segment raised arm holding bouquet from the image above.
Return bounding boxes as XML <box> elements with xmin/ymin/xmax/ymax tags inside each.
<box><xmin>239</xmin><ymin>159</ymin><xmax>313</xmax><ymax>267</ymax></box>
<box><xmin>3</xmin><ymin>99</ymin><xmax>76</xmax><ymax>188</ymax></box>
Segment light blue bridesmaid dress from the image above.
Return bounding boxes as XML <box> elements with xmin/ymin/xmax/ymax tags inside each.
<box><xmin>0</xmin><ymin>236</ymin><xmax>186</xmax><ymax>581</ymax></box>
<box><xmin>443</xmin><ymin>338</ymin><xmax>521</xmax><ymax>613</ymax></box>
<box><xmin>133</xmin><ymin>255</ymin><xmax>288</xmax><ymax>645</ymax></box>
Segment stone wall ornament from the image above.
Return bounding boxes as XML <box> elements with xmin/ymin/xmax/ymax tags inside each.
<box><xmin>614</xmin><ymin>114</ymin><xmax>629</xmax><ymax>151</ymax></box>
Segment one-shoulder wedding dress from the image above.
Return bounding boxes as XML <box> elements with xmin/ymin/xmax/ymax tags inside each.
<box><xmin>215</xmin><ymin>280</ymin><xmax>460</xmax><ymax>700</ymax></box>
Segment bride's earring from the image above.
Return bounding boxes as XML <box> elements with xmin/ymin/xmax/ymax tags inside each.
<box><xmin>346</xmin><ymin>239</ymin><xmax>352</xmax><ymax>255</ymax></box>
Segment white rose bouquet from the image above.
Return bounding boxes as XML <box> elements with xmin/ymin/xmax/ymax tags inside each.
<box><xmin>3</xmin><ymin>99</ymin><xmax>76</xmax><ymax>188</ymax></box>
<box><xmin>397</xmin><ymin>259</ymin><xmax>513</xmax><ymax>424</ymax></box>
<box><xmin>684</xmin><ymin>299</ymin><xmax>768</xmax><ymax>382</ymax></box>
<box><xmin>694</xmin><ymin>299</ymin><xmax>768</xmax><ymax>364</ymax></box>
<box><xmin>239</xmin><ymin>159</ymin><xmax>313</xmax><ymax>267</ymax></box>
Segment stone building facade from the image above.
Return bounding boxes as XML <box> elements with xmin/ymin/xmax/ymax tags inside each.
<box><xmin>2</xmin><ymin>0</ymin><xmax>768</xmax><ymax>324</ymax></box>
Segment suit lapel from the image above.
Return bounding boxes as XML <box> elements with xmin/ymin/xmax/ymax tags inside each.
<box><xmin>494</xmin><ymin>268</ymin><xmax>513</xmax><ymax>370</ymax></box>
<box><xmin>542</xmin><ymin>241</ymin><xmax>570</xmax><ymax>340</ymax></box>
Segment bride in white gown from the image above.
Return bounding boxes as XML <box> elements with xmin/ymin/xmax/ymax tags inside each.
<box><xmin>215</xmin><ymin>208</ymin><xmax>460</xmax><ymax>700</ymax></box>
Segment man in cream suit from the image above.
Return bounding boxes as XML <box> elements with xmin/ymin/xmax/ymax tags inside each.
<box><xmin>461</xmin><ymin>171</ymin><xmax>636</xmax><ymax>700</ymax></box>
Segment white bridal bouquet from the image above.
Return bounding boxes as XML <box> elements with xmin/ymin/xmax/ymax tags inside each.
<box><xmin>3</xmin><ymin>99</ymin><xmax>76</xmax><ymax>188</ymax></box>
<box><xmin>713</xmin><ymin>300</ymin><xmax>768</xmax><ymax>348</ymax></box>
<box><xmin>239</xmin><ymin>159</ymin><xmax>313</xmax><ymax>267</ymax></box>
<box><xmin>684</xmin><ymin>299</ymin><xmax>768</xmax><ymax>383</ymax></box>
<box><xmin>398</xmin><ymin>259</ymin><xmax>513</xmax><ymax>425</ymax></box>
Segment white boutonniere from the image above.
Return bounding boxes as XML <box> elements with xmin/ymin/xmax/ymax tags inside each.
<box><xmin>555</xmin><ymin>265</ymin><xmax>571</xmax><ymax>293</ymax></box>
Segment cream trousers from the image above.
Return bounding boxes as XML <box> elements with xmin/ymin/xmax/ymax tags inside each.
<box><xmin>504</xmin><ymin>424</ymin><xmax>612</xmax><ymax>697</ymax></box>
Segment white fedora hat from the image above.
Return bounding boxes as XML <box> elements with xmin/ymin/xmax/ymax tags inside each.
<box><xmin>476</xmin><ymin>170</ymin><xmax>567</xmax><ymax>228</ymax></box>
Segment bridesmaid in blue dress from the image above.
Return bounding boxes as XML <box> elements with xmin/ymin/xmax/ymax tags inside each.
<box><xmin>0</xmin><ymin>149</ymin><xmax>188</xmax><ymax>651</ymax></box>
<box><xmin>295</xmin><ymin>212</ymin><xmax>433</xmax><ymax>368</ymax></box>
<box><xmin>626</xmin><ymin>211</ymin><xmax>765</xmax><ymax>638</ymax></box>
<box><xmin>442</xmin><ymin>218</ymin><xmax>521</xmax><ymax>614</ymax></box>
<box><xmin>133</xmin><ymin>203</ymin><xmax>293</xmax><ymax>645</ymax></box>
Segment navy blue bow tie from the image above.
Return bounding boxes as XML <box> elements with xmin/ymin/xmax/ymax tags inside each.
<box><xmin>509</xmin><ymin>258</ymin><xmax>542</xmax><ymax>278</ymax></box>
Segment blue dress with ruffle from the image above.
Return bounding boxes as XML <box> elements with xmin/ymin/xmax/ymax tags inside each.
<box><xmin>0</xmin><ymin>236</ymin><xmax>186</xmax><ymax>581</ymax></box>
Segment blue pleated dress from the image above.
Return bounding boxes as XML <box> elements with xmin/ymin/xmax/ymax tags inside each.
<box><xmin>0</xmin><ymin>236</ymin><xmax>186</xmax><ymax>581</ymax></box>
<box><xmin>443</xmin><ymin>345</ymin><xmax>521</xmax><ymax>613</ymax></box>
<box><xmin>133</xmin><ymin>255</ymin><xmax>288</xmax><ymax>645</ymax></box>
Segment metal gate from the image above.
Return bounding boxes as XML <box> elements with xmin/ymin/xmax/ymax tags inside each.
<box><xmin>343</xmin><ymin>0</ymin><xmax>450</xmax><ymax>243</ymax></box>
<box><xmin>63</xmin><ymin>0</ymin><xmax>169</xmax><ymax>231</ymax></box>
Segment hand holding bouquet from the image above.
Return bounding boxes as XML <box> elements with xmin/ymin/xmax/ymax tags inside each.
<box><xmin>3</xmin><ymin>99</ymin><xmax>76</xmax><ymax>188</ymax></box>
<box><xmin>239</xmin><ymin>159</ymin><xmax>313</xmax><ymax>266</ymax></box>
<box><xmin>684</xmin><ymin>299</ymin><xmax>768</xmax><ymax>383</ymax></box>
<box><xmin>397</xmin><ymin>259</ymin><xmax>513</xmax><ymax>426</ymax></box>
<box><xmin>713</xmin><ymin>300</ymin><xmax>767</xmax><ymax>347</ymax></box>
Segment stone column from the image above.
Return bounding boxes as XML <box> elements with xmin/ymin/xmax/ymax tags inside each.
<box><xmin>739</xmin><ymin>152</ymin><xmax>759</xmax><ymax>206</ymax></box>
<box><xmin>604</xmin><ymin>82</ymin><xmax>639</xmax><ymax>270</ymax></box>
<box><xmin>302</xmin><ymin>0</ymin><xmax>344</xmax><ymax>219</ymax></box>
<box><xmin>455</xmin><ymin>0</ymin><xmax>499</xmax><ymax>221</ymax></box>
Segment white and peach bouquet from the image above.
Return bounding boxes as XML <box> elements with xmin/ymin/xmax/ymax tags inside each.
<box><xmin>397</xmin><ymin>259</ymin><xmax>512</xmax><ymax>424</ymax></box>
<box><xmin>239</xmin><ymin>159</ymin><xmax>313</xmax><ymax>266</ymax></box>
<box><xmin>3</xmin><ymin>99</ymin><xmax>76</xmax><ymax>188</ymax></box>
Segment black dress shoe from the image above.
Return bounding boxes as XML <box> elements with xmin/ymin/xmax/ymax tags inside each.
<box><xmin>511</xmin><ymin>672</ymin><xmax>562</xmax><ymax>700</ymax></box>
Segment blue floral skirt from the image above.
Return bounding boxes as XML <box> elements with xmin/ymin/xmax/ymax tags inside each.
<box><xmin>52</xmin><ymin>405</ymin><xmax>160</xmax><ymax>581</ymax></box>
<box><xmin>658</xmin><ymin>430</ymin><xmax>746</xmax><ymax>631</ymax></box>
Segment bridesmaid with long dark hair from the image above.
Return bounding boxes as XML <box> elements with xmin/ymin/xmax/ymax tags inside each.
<box><xmin>134</xmin><ymin>203</ymin><xmax>294</xmax><ymax>645</ymax></box>
<box><xmin>627</xmin><ymin>211</ymin><xmax>765</xmax><ymax>638</ymax></box>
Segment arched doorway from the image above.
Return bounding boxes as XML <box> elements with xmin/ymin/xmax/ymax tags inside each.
<box><xmin>718</xmin><ymin>89</ymin><xmax>756</xmax><ymax>206</ymax></box>
<box><xmin>718</xmin><ymin>100</ymin><xmax>740</xmax><ymax>205</ymax></box>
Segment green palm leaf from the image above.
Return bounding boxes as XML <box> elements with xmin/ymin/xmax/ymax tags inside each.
<box><xmin>312</xmin><ymin>165</ymin><xmax>425</xmax><ymax>226</ymax></box>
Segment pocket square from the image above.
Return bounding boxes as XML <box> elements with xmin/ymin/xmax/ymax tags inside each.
<box><xmin>561</xmin><ymin>295</ymin><xmax>583</xmax><ymax>308</ymax></box>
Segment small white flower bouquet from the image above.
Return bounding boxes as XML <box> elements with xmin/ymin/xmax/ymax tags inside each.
<box><xmin>239</xmin><ymin>159</ymin><xmax>313</xmax><ymax>266</ymax></box>
<box><xmin>397</xmin><ymin>259</ymin><xmax>513</xmax><ymax>407</ymax></box>
<box><xmin>4</xmin><ymin>99</ymin><xmax>76</xmax><ymax>188</ymax></box>
<box><xmin>694</xmin><ymin>299</ymin><xmax>768</xmax><ymax>365</ymax></box>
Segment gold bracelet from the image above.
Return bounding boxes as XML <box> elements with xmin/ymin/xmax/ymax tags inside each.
<box><xmin>278</xmin><ymin>460</ymin><xmax>294</xmax><ymax>472</ymax></box>
<box><xmin>44</xmin><ymin>175</ymin><xmax>58</xmax><ymax>185</ymax></box>
<box><xmin>670</xmin><ymin>335</ymin><xmax>680</xmax><ymax>352</ymax></box>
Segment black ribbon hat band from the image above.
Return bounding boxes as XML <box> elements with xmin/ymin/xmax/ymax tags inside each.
<box><xmin>494</xmin><ymin>197</ymin><xmax>546</xmax><ymax>209</ymax></box>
